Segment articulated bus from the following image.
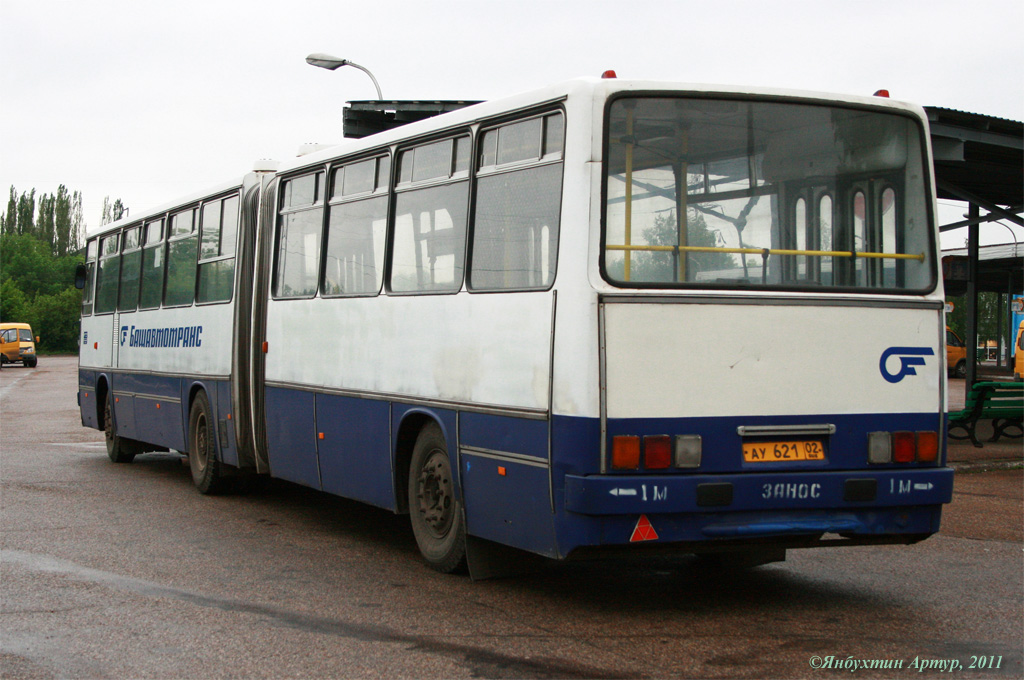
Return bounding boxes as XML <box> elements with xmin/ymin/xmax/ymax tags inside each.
<box><xmin>76</xmin><ymin>76</ymin><xmax>954</xmax><ymax>577</ymax></box>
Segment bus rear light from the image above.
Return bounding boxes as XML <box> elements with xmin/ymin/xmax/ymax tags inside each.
<box><xmin>611</xmin><ymin>436</ymin><xmax>640</xmax><ymax>470</ymax></box>
<box><xmin>892</xmin><ymin>431</ymin><xmax>915</xmax><ymax>463</ymax></box>
<box><xmin>916</xmin><ymin>431</ymin><xmax>939</xmax><ymax>462</ymax></box>
<box><xmin>674</xmin><ymin>435</ymin><xmax>702</xmax><ymax>468</ymax></box>
<box><xmin>643</xmin><ymin>435</ymin><xmax>672</xmax><ymax>469</ymax></box>
<box><xmin>868</xmin><ymin>432</ymin><xmax>891</xmax><ymax>464</ymax></box>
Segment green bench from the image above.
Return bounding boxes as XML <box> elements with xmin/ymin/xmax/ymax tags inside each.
<box><xmin>948</xmin><ymin>381</ymin><xmax>1023</xmax><ymax>448</ymax></box>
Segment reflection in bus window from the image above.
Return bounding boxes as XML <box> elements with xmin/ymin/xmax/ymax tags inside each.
<box><xmin>118</xmin><ymin>226</ymin><xmax>142</xmax><ymax>311</ymax></box>
<box><xmin>324</xmin><ymin>196</ymin><xmax>387</xmax><ymax>296</ymax></box>
<box><xmin>604</xmin><ymin>98</ymin><xmax>931</xmax><ymax>291</ymax></box>
<box><xmin>471</xmin><ymin>113</ymin><xmax>563</xmax><ymax>292</ymax></box>
<box><xmin>94</xmin><ymin>233</ymin><xmax>120</xmax><ymax>314</ymax></box>
<box><xmin>472</xmin><ymin>164</ymin><xmax>561</xmax><ymax>291</ymax></box>
<box><xmin>324</xmin><ymin>157</ymin><xmax>389</xmax><ymax>297</ymax></box>
<box><xmin>139</xmin><ymin>219</ymin><xmax>165</xmax><ymax>309</ymax></box>
<box><xmin>391</xmin><ymin>183</ymin><xmax>468</xmax><ymax>293</ymax></box>
<box><xmin>276</xmin><ymin>173</ymin><xmax>324</xmax><ymax>298</ymax></box>
<box><xmin>81</xmin><ymin>239</ymin><xmax>97</xmax><ymax>315</ymax></box>
<box><xmin>198</xmin><ymin>195</ymin><xmax>239</xmax><ymax>304</ymax></box>
<box><xmin>165</xmin><ymin>209</ymin><xmax>198</xmax><ymax>307</ymax></box>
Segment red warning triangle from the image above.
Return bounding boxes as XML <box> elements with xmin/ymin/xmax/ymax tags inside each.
<box><xmin>629</xmin><ymin>514</ymin><xmax>659</xmax><ymax>542</ymax></box>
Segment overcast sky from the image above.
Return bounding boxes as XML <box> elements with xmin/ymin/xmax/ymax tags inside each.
<box><xmin>2</xmin><ymin>0</ymin><xmax>1021</xmax><ymax>248</ymax></box>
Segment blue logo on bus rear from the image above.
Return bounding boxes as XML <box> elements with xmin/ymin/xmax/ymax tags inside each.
<box><xmin>879</xmin><ymin>347</ymin><xmax>934</xmax><ymax>383</ymax></box>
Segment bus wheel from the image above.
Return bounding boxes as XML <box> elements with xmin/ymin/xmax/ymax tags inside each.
<box><xmin>954</xmin><ymin>360</ymin><xmax>967</xmax><ymax>379</ymax></box>
<box><xmin>188</xmin><ymin>391</ymin><xmax>230</xmax><ymax>495</ymax></box>
<box><xmin>104</xmin><ymin>395</ymin><xmax>136</xmax><ymax>464</ymax></box>
<box><xmin>408</xmin><ymin>423</ymin><xmax>466</xmax><ymax>573</ymax></box>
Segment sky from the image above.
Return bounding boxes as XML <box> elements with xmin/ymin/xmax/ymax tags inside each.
<box><xmin>2</xmin><ymin>0</ymin><xmax>1022</xmax><ymax>248</ymax></box>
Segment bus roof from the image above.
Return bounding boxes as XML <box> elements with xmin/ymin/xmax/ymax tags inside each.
<box><xmin>85</xmin><ymin>176</ymin><xmax>247</xmax><ymax>240</ymax></box>
<box><xmin>84</xmin><ymin>77</ymin><xmax>927</xmax><ymax>241</ymax></box>
<box><xmin>274</xmin><ymin>77</ymin><xmax>928</xmax><ymax>174</ymax></box>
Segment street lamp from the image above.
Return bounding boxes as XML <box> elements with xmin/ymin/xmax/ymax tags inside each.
<box><xmin>305</xmin><ymin>53</ymin><xmax>383</xmax><ymax>100</ymax></box>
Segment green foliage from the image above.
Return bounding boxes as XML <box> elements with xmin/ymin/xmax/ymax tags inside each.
<box><xmin>32</xmin><ymin>287</ymin><xmax>83</xmax><ymax>352</ymax></box>
<box><xmin>627</xmin><ymin>210</ymin><xmax>737</xmax><ymax>282</ymax></box>
<box><xmin>0</xmin><ymin>233</ymin><xmax>79</xmax><ymax>299</ymax></box>
<box><xmin>0</xmin><ymin>185</ymin><xmax>98</xmax><ymax>353</ymax></box>
<box><xmin>0</xmin><ymin>277</ymin><xmax>30</xmax><ymax>321</ymax></box>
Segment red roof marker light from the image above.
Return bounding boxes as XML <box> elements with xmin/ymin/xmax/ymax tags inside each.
<box><xmin>602</xmin><ymin>70</ymin><xmax>617</xmax><ymax>79</ymax></box>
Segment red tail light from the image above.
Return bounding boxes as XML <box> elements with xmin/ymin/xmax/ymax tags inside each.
<box><xmin>892</xmin><ymin>431</ymin><xmax>915</xmax><ymax>463</ymax></box>
<box><xmin>644</xmin><ymin>435</ymin><xmax>672</xmax><ymax>469</ymax></box>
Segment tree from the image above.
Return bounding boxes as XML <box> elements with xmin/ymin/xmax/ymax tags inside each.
<box><xmin>69</xmin><ymin>190</ymin><xmax>84</xmax><ymax>255</ymax></box>
<box><xmin>101</xmin><ymin>196</ymin><xmax>126</xmax><ymax>225</ymax></box>
<box><xmin>16</xmin><ymin>188</ymin><xmax>35</xmax><ymax>236</ymax></box>
<box><xmin>0</xmin><ymin>277</ymin><xmax>31</xmax><ymax>322</ymax></box>
<box><xmin>0</xmin><ymin>183</ymin><xmax>92</xmax><ymax>352</ymax></box>
<box><xmin>37</xmin><ymin>192</ymin><xmax>55</xmax><ymax>250</ymax></box>
<box><xmin>629</xmin><ymin>210</ymin><xmax>737</xmax><ymax>282</ymax></box>
<box><xmin>2</xmin><ymin>186</ymin><xmax>16</xmax><ymax>235</ymax></box>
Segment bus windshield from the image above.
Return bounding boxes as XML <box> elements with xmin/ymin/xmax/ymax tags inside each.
<box><xmin>603</xmin><ymin>96</ymin><xmax>934</xmax><ymax>292</ymax></box>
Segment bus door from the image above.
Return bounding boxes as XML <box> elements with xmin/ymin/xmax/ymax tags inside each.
<box><xmin>247</xmin><ymin>175</ymin><xmax>279</xmax><ymax>473</ymax></box>
<box><xmin>229</xmin><ymin>179</ymin><xmax>269</xmax><ymax>473</ymax></box>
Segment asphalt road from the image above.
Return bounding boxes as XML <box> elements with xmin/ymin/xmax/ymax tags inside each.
<box><xmin>2</xmin><ymin>356</ymin><xmax>1021</xmax><ymax>679</ymax></box>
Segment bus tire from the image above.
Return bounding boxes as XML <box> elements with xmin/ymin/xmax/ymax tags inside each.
<box><xmin>104</xmin><ymin>395</ymin><xmax>136</xmax><ymax>464</ymax></box>
<box><xmin>188</xmin><ymin>391</ymin><xmax>230</xmax><ymax>495</ymax></box>
<box><xmin>408</xmin><ymin>423</ymin><xmax>466</xmax><ymax>573</ymax></box>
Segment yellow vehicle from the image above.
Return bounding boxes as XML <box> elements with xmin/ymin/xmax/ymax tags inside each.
<box><xmin>1014</xmin><ymin>320</ymin><xmax>1024</xmax><ymax>381</ymax></box>
<box><xmin>946</xmin><ymin>326</ymin><xmax>967</xmax><ymax>379</ymax></box>
<box><xmin>0</xmin><ymin>322</ymin><xmax>38</xmax><ymax>368</ymax></box>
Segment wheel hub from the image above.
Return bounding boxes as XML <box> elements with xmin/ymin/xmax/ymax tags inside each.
<box><xmin>416</xmin><ymin>450</ymin><xmax>454</xmax><ymax>537</ymax></box>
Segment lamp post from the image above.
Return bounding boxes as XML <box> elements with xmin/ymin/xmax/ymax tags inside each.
<box><xmin>305</xmin><ymin>53</ymin><xmax>383</xmax><ymax>100</ymax></box>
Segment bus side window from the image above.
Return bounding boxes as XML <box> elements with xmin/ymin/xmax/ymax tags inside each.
<box><xmin>391</xmin><ymin>137</ymin><xmax>470</xmax><ymax>294</ymax></box>
<box><xmin>275</xmin><ymin>172</ymin><xmax>325</xmax><ymax>298</ymax></box>
<box><xmin>118</xmin><ymin>225</ymin><xmax>142</xmax><ymax>312</ymax></box>
<box><xmin>164</xmin><ymin>208</ymin><xmax>198</xmax><ymax>307</ymax></box>
<box><xmin>323</xmin><ymin>157</ymin><xmax>389</xmax><ymax>296</ymax></box>
<box><xmin>470</xmin><ymin>112</ymin><xmax>563</xmax><ymax>291</ymax></box>
<box><xmin>94</xmin><ymin>233</ymin><xmax>121</xmax><ymax>314</ymax></box>
<box><xmin>81</xmin><ymin>238</ymin><xmax>98</xmax><ymax>316</ymax></box>
<box><xmin>197</xmin><ymin>194</ymin><xmax>239</xmax><ymax>304</ymax></box>
<box><xmin>139</xmin><ymin>219</ymin><xmax>165</xmax><ymax>309</ymax></box>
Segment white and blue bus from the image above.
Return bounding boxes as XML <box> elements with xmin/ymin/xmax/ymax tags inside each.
<box><xmin>77</xmin><ymin>76</ymin><xmax>954</xmax><ymax>577</ymax></box>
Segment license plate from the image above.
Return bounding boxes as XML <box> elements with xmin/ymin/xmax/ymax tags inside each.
<box><xmin>743</xmin><ymin>440</ymin><xmax>826</xmax><ymax>463</ymax></box>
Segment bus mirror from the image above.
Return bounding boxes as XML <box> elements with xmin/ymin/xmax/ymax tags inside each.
<box><xmin>74</xmin><ymin>263</ymin><xmax>87</xmax><ymax>289</ymax></box>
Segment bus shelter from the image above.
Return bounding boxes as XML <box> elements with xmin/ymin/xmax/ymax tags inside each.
<box><xmin>928</xmin><ymin>106</ymin><xmax>1023</xmax><ymax>384</ymax></box>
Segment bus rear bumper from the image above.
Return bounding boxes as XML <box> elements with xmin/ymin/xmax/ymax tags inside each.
<box><xmin>564</xmin><ymin>467</ymin><xmax>953</xmax><ymax>516</ymax></box>
<box><xmin>559</xmin><ymin>467</ymin><xmax>953</xmax><ymax>551</ymax></box>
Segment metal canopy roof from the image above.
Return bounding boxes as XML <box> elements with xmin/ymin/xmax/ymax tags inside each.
<box><xmin>928</xmin><ymin>106</ymin><xmax>1022</xmax><ymax>380</ymax></box>
<box><xmin>926</xmin><ymin>106</ymin><xmax>1023</xmax><ymax>226</ymax></box>
<box><xmin>942</xmin><ymin>243</ymin><xmax>1023</xmax><ymax>295</ymax></box>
